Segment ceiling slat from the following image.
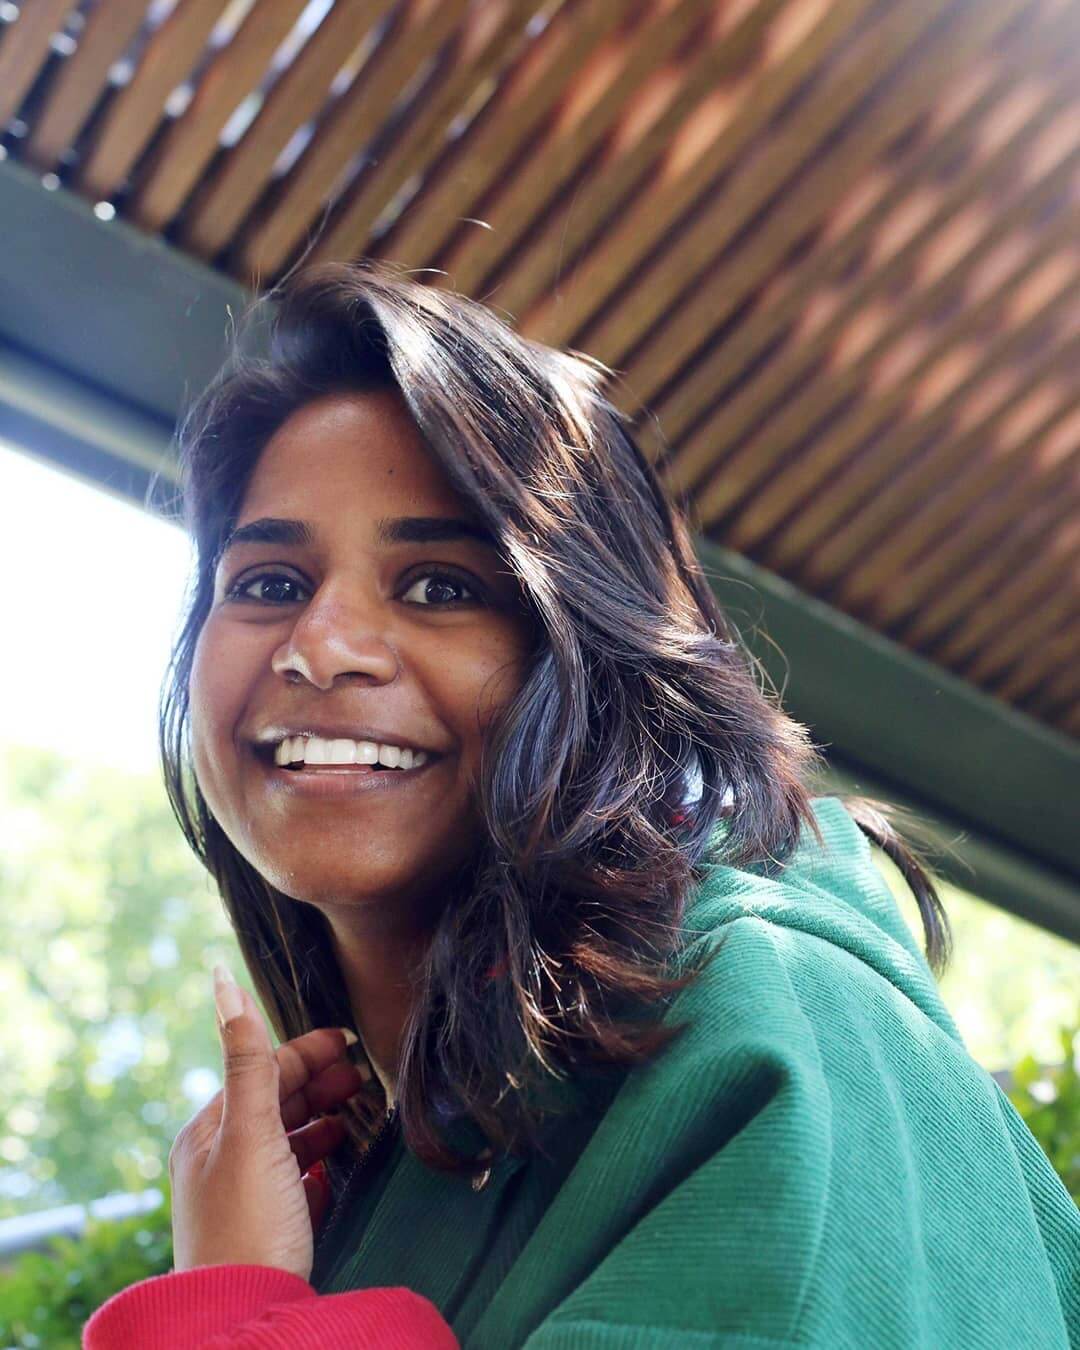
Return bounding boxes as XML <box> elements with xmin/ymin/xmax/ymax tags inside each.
<box><xmin>178</xmin><ymin>0</ymin><xmax>392</xmax><ymax>262</ymax></box>
<box><xmin>808</xmin><ymin>324</ymin><xmax>1080</xmax><ymax>605</ymax></box>
<box><xmin>761</xmin><ymin>98</ymin><xmax>1080</xmax><ymax>569</ymax></box>
<box><xmin>0</xmin><ymin>0</ymin><xmax>73</xmax><ymax>127</ymax></box>
<box><xmin>74</xmin><ymin>0</ymin><xmax>230</xmax><ymax>201</ymax></box>
<box><xmin>622</xmin><ymin>8</ymin><xmax>1069</xmax><ymax>435</ymax></box>
<box><xmin>25</xmin><ymin>0</ymin><xmax>148</xmax><ymax>169</ymax></box>
<box><xmin>666</xmin><ymin>132</ymin><xmax>1080</xmax><ymax>516</ymax></box>
<box><xmin>515</xmin><ymin>0</ymin><xmax>874</xmax><ymax>347</ymax></box>
<box><xmin>997</xmin><ymin>600</ymin><xmax>1080</xmax><ymax>702</ymax></box>
<box><xmin>1034</xmin><ymin>647</ymin><xmax>1080</xmax><ymax>720</ymax></box>
<box><xmin>239</xmin><ymin>0</ymin><xmax>470</xmax><ymax>280</ymax></box>
<box><xmin>956</xmin><ymin>562</ymin><xmax>1080</xmax><ymax>682</ymax></box>
<box><xmin>932</xmin><ymin>538</ymin><xmax>1078</xmax><ymax>668</ymax></box>
<box><xmin>833</xmin><ymin>376</ymin><xmax>1080</xmax><ymax>624</ymax></box>
<box><xmin>473</xmin><ymin>0</ymin><xmax>786</xmax><ymax>319</ymax></box>
<box><xmin>575</xmin><ymin>0</ymin><xmax>1029</xmax><ymax>401</ymax></box>
<box><xmin>376</xmin><ymin>0</ymin><xmax>625</xmax><ymax>271</ymax></box>
<box><xmin>307</xmin><ymin>0</ymin><xmax>548</xmax><ymax>266</ymax></box>
<box><xmin>820</xmin><ymin>274</ymin><xmax>1080</xmax><ymax>607</ymax></box>
<box><xmin>890</xmin><ymin>450</ymin><xmax>1080</xmax><ymax>643</ymax></box>
<box><xmin>128</xmin><ymin>0</ymin><xmax>311</xmax><ymax>232</ymax></box>
<box><xmin>737</xmin><ymin>251</ymin><xmax>1080</xmax><ymax>565</ymax></box>
<box><xmin>634</xmin><ymin>17</ymin><xmax>1074</xmax><ymax>465</ymax></box>
<box><xmin>429</xmin><ymin>0</ymin><xmax>761</xmax><ymax>303</ymax></box>
<box><xmin>688</xmin><ymin>164</ymin><xmax>1080</xmax><ymax>537</ymax></box>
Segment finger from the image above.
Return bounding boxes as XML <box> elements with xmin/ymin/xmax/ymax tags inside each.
<box><xmin>214</xmin><ymin>963</ymin><xmax>280</xmax><ymax>1126</ymax></box>
<box><xmin>288</xmin><ymin>1113</ymin><xmax>349</xmax><ymax>1174</ymax></box>
<box><xmin>274</xmin><ymin>1026</ymin><xmax>364</xmax><ymax>1105</ymax></box>
<box><xmin>280</xmin><ymin>1060</ymin><xmax>369</xmax><ymax>1132</ymax></box>
<box><xmin>303</xmin><ymin>1163</ymin><xmax>332</xmax><ymax>1230</ymax></box>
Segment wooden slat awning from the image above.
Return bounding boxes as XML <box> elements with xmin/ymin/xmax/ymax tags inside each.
<box><xmin>1</xmin><ymin>0</ymin><xmax>1077</xmax><ymax>741</ymax></box>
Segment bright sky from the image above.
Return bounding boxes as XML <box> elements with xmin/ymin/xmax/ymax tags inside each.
<box><xmin>0</xmin><ymin>438</ymin><xmax>194</xmax><ymax>773</ymax></box>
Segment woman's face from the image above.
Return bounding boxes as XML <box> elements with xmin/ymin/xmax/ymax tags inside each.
<box><xmin>189</xmin><ymin>389</ymin><xmax>536</xmax><ymax>923</ymax></box>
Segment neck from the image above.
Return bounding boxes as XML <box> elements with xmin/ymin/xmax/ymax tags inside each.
<box><xmin>322</xmin><ymin>905</ymin><xmax>426</xmax><ymax>1110</ymax></box>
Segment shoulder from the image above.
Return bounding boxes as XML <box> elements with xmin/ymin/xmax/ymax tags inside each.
<box><xmin>670</xmin><ymin>794</ymin><xmax>963</xmax><ymax>1053</ymax></box>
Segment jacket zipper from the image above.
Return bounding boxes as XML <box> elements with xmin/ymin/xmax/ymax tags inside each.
<box><xmin>314</xmin><ymin>1106</ymin><xmax>400</xmax><ymax>1263</ymax></box>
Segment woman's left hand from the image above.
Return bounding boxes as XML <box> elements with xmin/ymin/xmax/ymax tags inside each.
<box><xmin>169</xmin><ymin>963</ymin><xmax>368</xmax><ymax>1282</ymax></box>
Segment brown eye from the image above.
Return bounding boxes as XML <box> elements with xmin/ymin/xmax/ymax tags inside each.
<box><xmin>401</xmin><ymin>571</ymin><xmax>480</xmax><ymax>606</ymax></box>
<box><xmin>228</xmin><ymin>572</ymin><xmax>310</xmax><ymax>604</ymax></box>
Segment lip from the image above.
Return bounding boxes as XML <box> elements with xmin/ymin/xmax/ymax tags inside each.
<box><xmin>256</xmin><ymin>753</ymin><xmax>444</xmax><ymax>799</ymax></box>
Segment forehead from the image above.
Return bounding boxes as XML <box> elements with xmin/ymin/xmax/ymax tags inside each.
<box><xmin>238</xmin><ymin>389</ymin><xmax>466</xmax><ymax>519</ymax></box>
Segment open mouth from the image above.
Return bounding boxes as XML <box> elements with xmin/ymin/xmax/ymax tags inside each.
<box><xmin>251</xmin><ymin>743</ymin><xmax>439</xmax><ymax>775</ymax></box>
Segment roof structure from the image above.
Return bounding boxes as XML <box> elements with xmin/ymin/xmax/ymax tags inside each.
<box><xmin>0</xmin><ymin>0</ymin><xmax>1076</xmax><ymax>934</ymax></box>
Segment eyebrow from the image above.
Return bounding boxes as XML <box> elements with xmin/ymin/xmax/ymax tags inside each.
<box><xmin>216</xmin><ymin>514</ymin><xmax>496</xmax><ymax>564</ymax></box>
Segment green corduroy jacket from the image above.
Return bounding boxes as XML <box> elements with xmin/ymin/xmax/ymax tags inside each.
<box><xmin>311</xmin><ymin>795</ymin><xmax>1080</xmax><ymax>1348</ymax></box>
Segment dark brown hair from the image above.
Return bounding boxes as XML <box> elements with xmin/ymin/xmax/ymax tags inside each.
<box><xmin>159</xmin><ymin>261</ymin><xmax>951</xmax><ymax>1174</ymax></box>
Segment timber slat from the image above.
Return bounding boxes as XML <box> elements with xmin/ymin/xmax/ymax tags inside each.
<box><xmin>25</xmin><ymin>0</ymin><xmax>148</xmax><ymax>169</ymax></box>
<box><xmin>179</xmin><ymin>0</ymin><xmax>394</xmax><ymax>261</ymax></box>
<box><xmin>518</xmin><ymin>0</ymin><xmax>877</xmax><ymax>347</ymax></box>
<box><xmin>618</xmin><ymin>0</ymin><xmax>1058</xmax><ymax>431</ymax></box>
<box><xmin>0</xmin><ymin>0</ymin><xmax>73</xmax><ymax>129</ymax></box>
<box><xmin>239</xmin><ymin>0</ymin><xmax>470</xmax><ymax>280</ymax></box>
<box><xmin>308</xmin><ymin>0</ymin><xmax>549</xmax><ymax>265</ymax></box>
<box><xmin>75</xmin><ymin>0</ymin><xmax>230</xmax><ymax>201</ymax></box>
<box><xmin>376</xmin><ymin>0</ymin><xmax>623</xmax><ymax>270</ymax></box>
<box><xmin>129</xmin><ymin>0</ymin><xmax>311</xmax><ymax>232</ymax></box>
<box><xmin>688</xmin><ymin>143</ymin><xmax>1080</xmax><ymax>537</ymax></box>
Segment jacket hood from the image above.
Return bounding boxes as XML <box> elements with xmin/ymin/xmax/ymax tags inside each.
<box><xmin>682</xmin><ymin>794</ymin><xmax>965</xmax><ymax>1048</ymax></box>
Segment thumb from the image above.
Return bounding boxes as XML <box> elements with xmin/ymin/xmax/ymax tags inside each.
<box><xmin>214</xmin><ymin>962</ymin><xmax>280</xmax><ymax>1126</ymax></box>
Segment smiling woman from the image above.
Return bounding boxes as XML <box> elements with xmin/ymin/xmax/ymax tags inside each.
<box><xmin>83</xmin><ymin>262</ymin><xmax>1079</xmax><ymax>1350</ymax></box>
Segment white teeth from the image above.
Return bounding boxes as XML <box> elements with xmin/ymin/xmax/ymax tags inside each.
<box><xmin>270</xmin><ymin>735</ymin><xmax>430</xmax><ymax>768</ymax></box>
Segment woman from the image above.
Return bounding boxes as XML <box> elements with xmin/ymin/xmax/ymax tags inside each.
<box><xmin>85</xmin><ymin>262</ymin><xmax>1079</xmax><ymax>1348</ymax></box>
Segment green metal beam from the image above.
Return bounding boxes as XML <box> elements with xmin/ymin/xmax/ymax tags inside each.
<box><xmin>0</xmin><ymin>156</ymin><xmax>246</xmax><ymax>424</ymax></box>
<box><xmin>699</xmin><ymin>540</ymin><xmax>1079</xmax><ymax>922</ymax></box>
<box><xmin>0</xmin><ymin>162</ymin><xmax>1075</xmax><ymax>939</ymax></box>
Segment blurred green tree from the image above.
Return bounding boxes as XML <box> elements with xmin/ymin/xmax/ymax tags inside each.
<box><xmin>0</xmin><ymin>745</ymin><xmax>243</xmax><ymax>1219</ymax></box>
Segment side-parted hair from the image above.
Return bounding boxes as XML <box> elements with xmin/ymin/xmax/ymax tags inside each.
<box><xmin>160</xmin><ymin>261</ymin><xmax>951</xmax><ymax>1174</ymax></box>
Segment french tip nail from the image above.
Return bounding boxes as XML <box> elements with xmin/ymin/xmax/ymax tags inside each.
<box><xmin>213</xmin><ymin>962</ymin><xmax>244</xmax><ymax>1024</ymax></box>
<box><xmin>341</xmin><ymin>1027</ymin><xmax>359</xmax><ymax>1046</ymax></box>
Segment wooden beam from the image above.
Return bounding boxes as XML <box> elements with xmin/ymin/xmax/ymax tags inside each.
<box><xmin>238</xmin><ymin>0</ymin><xmax>468</xmax><ymax>282</ymax></box>
<box><xmin>308</xmin><ymin>0</ymin><xmax>549</xmax><ymax>265</ymax></box>
<box><xmin>75</xmin><ymin>0</ymin><xmax>230</xmax><ymax>201</ymax></box>
<box><xmin>25</xmin><ymin>0</ymin><xmax>147</xmax><ymax>170</ymax></box>
<box><xmin>376</xmin><ymin>0</ymin><xmax>624</xmax><ymax>271</ymax></box>
<box><xmin>129</xmin><ymin>0</ymin><xmax>311</xmax><ymax>232</ymax></box>
<box><xmin>0</xmin><ymin>0</ymin><xmax>73</xmax><ymax>127</ymax></box>
<box><xmin>518</xmin><ymin>0</ymin><xmax>875</xmax><ymax>346</ymax></box>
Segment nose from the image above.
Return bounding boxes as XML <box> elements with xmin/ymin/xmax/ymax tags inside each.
<box><xmin>270</xmin><ymin>584</ymin><xmax>398</xmax><ymax>690</ymax></box>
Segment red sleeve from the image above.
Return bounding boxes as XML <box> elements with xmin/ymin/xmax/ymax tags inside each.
<box><xmin>82</xmin><ymin>1264</ymin><xmax>459</xmax><ymax>1349</ymax></box>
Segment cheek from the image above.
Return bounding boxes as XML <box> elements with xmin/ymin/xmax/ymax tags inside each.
<box><xmin>466</xmin><ymin>636</ymin><xmax>533</xmax><ymax>735</ymax></box>
<box><xmin>187</xmin><ymin>624</ymin><xmax>236</xmax><ymax>789</ymax></box>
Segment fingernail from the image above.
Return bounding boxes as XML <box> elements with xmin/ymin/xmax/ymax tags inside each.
<box><xmin>340</xmin><ymin>1027</ymin><xmax>359</xmax><ymax>1046</ymax></box>
<box><xmin>213</xmin><ymin>963</ymin><xmax>244</xmax><ymax>1026</ymax></box>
